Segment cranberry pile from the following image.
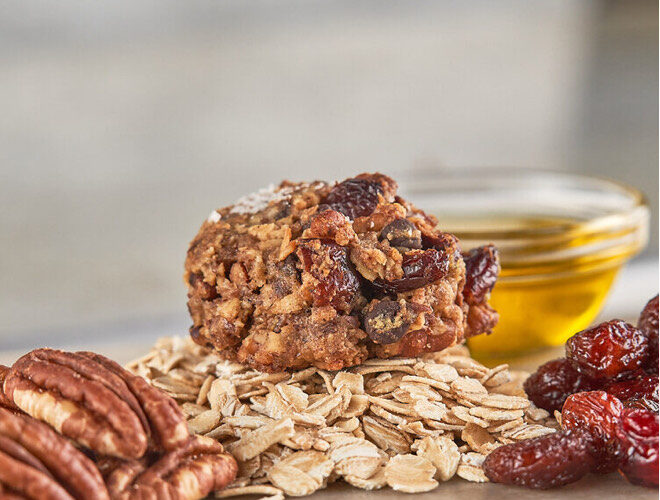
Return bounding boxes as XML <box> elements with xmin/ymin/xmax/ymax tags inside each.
<box><xmin>484</xmin><ymin>295</ymin><xmax>659</xmax><ymax>489</ymax></box>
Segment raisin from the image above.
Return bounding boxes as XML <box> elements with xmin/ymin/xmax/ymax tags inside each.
<box><xmin>606</xmin><ymin>373</ymin><xmax>659</xmax><ymax>413</ymax></box>
<box><xmin>561</xmin><ymin>391</ymin><xmax>624</xmax><ymax>473</ymax></box>
<box><xmin>483</xmin><ymin>429</ymin><xmax>595</xmax><ymax>489</ymax></box>
<box><xmin>638</xmin><ymin>295</ymin><xmax>659</xmax><ymax>374</ymax></box>
<box><xmin>363</xmin><ymin>299</ymin><xmax>409</xmax><ymax>344</ymax></box>
<box><xmin>371</xmin><ymin>249</ymin><xmax>450</xmax><ymax>294</ymax></box>
<box><xmin>322</xmin><ymin>178</ymin><xmax>382</xmax><ymax>220</ymax></box>
<box><xmin>615</xmin><ymin>408</ymin><xmax>659</xmax><ymax>488</ymax></box>
<box><xmin>463</xmin><ymin>244</ymin><xmax>500</xmax><ymax>305</ymax></box>
<box><xmin>379</xmin><ymin>219</ymin><xmax>422</xmax><ymax>250</ymax></box>
<box><xmin>297</xmin><ymin>239</ymin><xmax>360</xmax><ymax>313</ymax></box>
<box><xmin>523</xmin><ymin>358</ymin><xmax>599</xmax><ymax>413</ymax></box>
<box><xmin>566</xmin><ymin>320</ymin><xmax>649</xmax><ymax>379</ymax></box>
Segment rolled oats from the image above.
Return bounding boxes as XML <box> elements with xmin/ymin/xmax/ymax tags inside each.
<box><xmin>384</xmin><ymin>455</ymin><xmax>438</xmax><ymax>493</ymax></box>
<box><xmin>131</xmin><ymin>337</ymin><xmax>558</xmax><ymax>497</ymax></box>
<box><xmin>412</xmin><ymin>436</ymin><xmax>460</xmax><ymax>481</ymax></box>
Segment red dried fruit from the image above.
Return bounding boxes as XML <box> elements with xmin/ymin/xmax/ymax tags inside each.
<box><xmin>561</xmin><ymin>391</ymin><xmax>624</xmax><ymax>473</ymax></box>
<box><xmin>566</xmin><ymin>320</ymin><xmax>649</xmax><ymax>379</ymax></box>
<box><xmin>523</xmin><ymin>358</ymin><xmax>599</xmax><ymax>413</ymax></box>
<box><xmin>323</xmin><ymin>178</ymin><xmax>383</xmax><ymax>220</ymax></box>
<box><xmin>606</xmin><ymin>373</ymin><xmax>659</xmax><ymax>413</ymax></box>
<box><xmin>483</xmin><ymin>429</ymin><xmax>595</xmax><ymax>489</ymax></box>
<box><xmin>638</xmin><ymin>295</ymin><xmax>659</xmax><ymax>374</ymax></box>
<box><xmin>615</xmin><ymin>408</ymin><xmax>659</xmax><ymax>488</ymax></box>
<box><xmin>372</xmin><ymin>249</ymin><xmax>450</xmax><ymax>294</ymax></box>
<box><xmin>462</xmin><ymin>244</ymin><xmax>500</xmax><ymax>305</ymax></box>
<box><xmin>297</xmin><ymin>238</ymin><xmax>360</xmax><ymax>313</ymax></box>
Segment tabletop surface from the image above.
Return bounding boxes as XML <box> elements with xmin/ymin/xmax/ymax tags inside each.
<box><xmin>1</xmin><ymin>340</ymin><xmax>656</xmax><ymax>499</ymax></box>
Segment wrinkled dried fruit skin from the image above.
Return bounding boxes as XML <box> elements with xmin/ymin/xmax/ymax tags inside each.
<box><xmin>0</xmin><ymin>407</ymin><xmax>109</xmax><ymax>500</ymax></box>
<box><xmin>363</xmin><ymin>299</ymin><xmax>410</xmax><ymax>344</ymax></box>
<box><xmin>483</xmin><ymin>429</ymin><xmax>595</xmax><ymax>489</ymax></box>
<box><xmin>606</xmin><ymin>373</ymin><xmax>659</xmax><ymax>413</ymax></box>
<box><xmin>463</xmin><ymin>245</ymin><xmax>500</xmax><ymax>305</ymax></box>
<box><xmin>523</xmin><ymin>358</ymin><xmax>599</xmax><ymax>413</ymax></box>
<box><xmin>566</xmin><ymin>320</ymin><xmax>649</xmax><ymax>379</ymax></box>
<box><xmin>561</xmin><ymin>391</ymin><xmax>624</xmax><ymax>473</ymax></box>
<box><xmin>104</xmin><ymin>436</ymin><xmax>238</xmax><ymax>500</ymax></box>
<box><xmin>297</xmin><ymin>239</ymin><xmax>361</xmax><ymax>312</ymax></box>
<box><xmin>372</xmin><ymin>249</ymin><xmax>450</xmax><ymax>294</ymax></box>
<box><xmin>615</xmin><ymin>408</ymin><xmax>659</xmax><ymax>488</ymax></box>
<box><xmin>638</xmin><ymin>295</ymin><xmax>659</xmax><ymax>374</ymax></box>
<box><xmin>379</xmin><ymin>219</ymin><xmax>422</xmax><ymax>250</ymax></box>
<box><xmin>323</xmin><ymin>178</ymin><xmax>383</xmax><ymax>220</ymax></box>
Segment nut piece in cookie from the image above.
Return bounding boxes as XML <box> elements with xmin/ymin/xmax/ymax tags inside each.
<box><xmin>3</xmin><ymin>348</ymin><xmax>189</xmax><ymax>459</ymax></box>
<box><xmin>185</xmin><ymin>172</ymin><xmax>500</xmax><ymax>371</ymax></box>
<box><xmin>102</xmin><ymin>436</ymin><xmax>238</xmax><ymax>500</ymax></box>
<box><xmin>0</xmin><ymin>407</ymin><xmax>109</xmax><ymax>500</ymax></box>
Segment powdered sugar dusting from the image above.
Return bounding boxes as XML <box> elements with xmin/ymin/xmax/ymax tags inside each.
<box><xmin>230</xmin><ymin>184</ymin><xmax>297</xmax><ymax>215</ymax></box>
<box><xmin>207</xmin><ymin>211</ymin><xmax>222</xmax><ymax>223</ymax></box>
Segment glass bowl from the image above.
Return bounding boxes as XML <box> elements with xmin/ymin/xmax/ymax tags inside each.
<box><xmin>400</xmin><ymin>167</ymin><xmax>650</xmax><ymax>362</ymax></box>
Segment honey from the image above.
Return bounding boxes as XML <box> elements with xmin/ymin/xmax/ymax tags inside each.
<box><xmin>436</xmin><ymin>213</ymin><xmax>647</xmax><ymax>363</ymax></box>
<box><xmin>401</xmin><ymin>167</ymin><xmax>649</xmax><ymax>364</ymax></box>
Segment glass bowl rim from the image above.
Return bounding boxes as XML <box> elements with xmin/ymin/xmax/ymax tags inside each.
<box><xmin>399</xmin><ymin>166</ymin><xmax>650</xmax><ymax>273</ymax></box>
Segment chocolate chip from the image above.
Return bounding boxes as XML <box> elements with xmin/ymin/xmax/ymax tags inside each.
<box><xmin>363</xmin><ymin>300</ymin><xmax>410</xmax><ymax>344</ymax></box>
<box><xmin>379</xmin><ymin>219</ymin><xmax>422</xmax><ymax>250</ymax></box>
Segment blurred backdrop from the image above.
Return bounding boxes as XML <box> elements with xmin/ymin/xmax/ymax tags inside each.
<box><xmin>0</xmin><ymin>0</ymin><xmax>657</xmax><ymax>350</ymax></box>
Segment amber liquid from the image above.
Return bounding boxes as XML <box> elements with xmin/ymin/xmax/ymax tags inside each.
<box><xmin>435</xmin><ymin>214</ymin><xmax>630</xmax><ymax>364</ymax></box>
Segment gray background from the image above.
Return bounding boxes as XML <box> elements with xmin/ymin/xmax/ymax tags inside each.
<box><xmin>0</xmin><ymin>0</ymin><xmax>657</xmax><ymax>350</ymax></box>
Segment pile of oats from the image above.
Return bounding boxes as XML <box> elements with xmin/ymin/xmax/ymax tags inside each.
<box><xmin>128</xmin><ymin>339</ymin><xmax>558</xmax><ymax>498</ymax></box>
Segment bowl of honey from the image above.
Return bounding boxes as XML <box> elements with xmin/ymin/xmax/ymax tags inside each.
<box><xmin>400</xmin><ymin>167</ymin><xmax>650</xmax><ymax>362</ymax></box>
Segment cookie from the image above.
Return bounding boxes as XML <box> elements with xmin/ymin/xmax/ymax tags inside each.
<box><xmin>185</xmin><ymin>173</ymin><xmax>498</xmax><ymax>372</ymax></box>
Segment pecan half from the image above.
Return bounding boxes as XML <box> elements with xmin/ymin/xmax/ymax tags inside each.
<box><xmin>104</xmin><ymin>436</ymin><xmax>238</xmax><ymax>500</ymax></box>
<box><xmin>77</xmin><ymin>351</ymin><xmax>190</xmax><ymax>453</ymax></box>
<box><xmin>0</xmin><ymin>407</ymin><xmax>109</xmax><ymax>500</ymax></box>
<box><xmin>3</xmin><ymin>349</ymin><xmax>188</xmax><ymax>459</ymax></box>
<box><xmin>0</xmin><ymin>365</ymin><xmax>16</xmax><ymax>410</ymax></box>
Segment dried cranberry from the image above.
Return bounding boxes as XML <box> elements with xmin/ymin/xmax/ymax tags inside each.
<box><xmin>566</xmin><ymin>320</ymin><xmax>649</xmax><ymax>379</ymax></box>
<box><xmin>483</xmin><ymin>429</ymin><xmax>595</xmax><ymax>489</ymax></box>
<box><xmin>323</xmin><ymin>178</ymin><xmax>382</xmax><ymax>220</ymax></box>
<box><xmin>561</xmin><ymin>391</ymin><xmax>624</xmax><ymax>473</ymax></box>
<box><xmin>371</xmin><ymin>249</ymin><xmax>450</xmax><ymax>294</ymax></box>
<box><xmin>638</xmin><ymin>295</ymin><xmax>659</xmax><ymax>374</ymax></box>
<box><xmin>523</xmin><ymin>358</ymin><xmax>599</xmax><ymax>413</ymax></box>
<box><xmin>615</xmin><ymin>408</ymin><xmax>659</xmax><ymax>488</ymax></box>
<box><xmin>297</xmin><ymin>239</ymin><xmax>360</xmax><ymax>313</ymax></box>
<box><xmin>462</xmin><ymin>244</ymin><xmax>500</xmax><ymax>305</ymax></box>
<box><xmin>606</xmin><ymin>373</ymin><xmax>659</xmax><ymax>413</ymax></box>
<box><xmin>363</xmin><ymin>299</ymin><xmax>409</xmax><ymax>344</ymax></box>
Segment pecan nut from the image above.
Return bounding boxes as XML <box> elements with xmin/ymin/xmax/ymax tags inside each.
<box><xmin>103</xmin><ymin>436</ymin><xmax>238</xmax><ymax>500</ymax></box>
<box><xmin>77</xmin><ymin>351</ymin><xmax>190</xmax><ymax>453</ymax></box>
<box><xmin>0</xmin><ymin>407</ymin><xmax>109</xmax><ymax>500</ymax></box>
<box><xmin>3</xmin><ymin>349</ymin><xmax>189</xmax><ymax>459</ymax></box>
<box><xmin>0</xmin><ymin>365</ymin><xmax>16</xmax><ymax>410</ymax></box>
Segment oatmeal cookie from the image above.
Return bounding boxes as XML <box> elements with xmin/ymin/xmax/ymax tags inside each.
<box><xmin>185</xmin><ymin>173</ymin><xmax>498</xmax><ymax>371</ymax></box>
